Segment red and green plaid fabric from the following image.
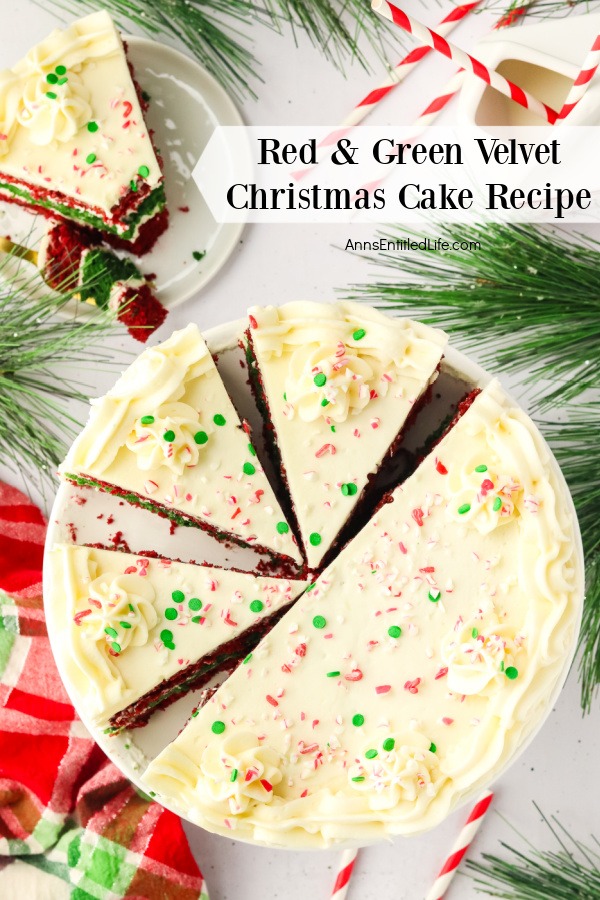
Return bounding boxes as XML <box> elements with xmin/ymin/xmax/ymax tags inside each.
<box><xmin>0</xmin><ymin>482</ymin><xmax>209</xmax><ymax>899</ymax></box>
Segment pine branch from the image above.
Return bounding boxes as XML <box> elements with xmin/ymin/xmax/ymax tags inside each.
<box><xmin>480</xmin><ymin>0</ymin><xmax>600</xmax><ymax>17</ymax></box>
<box><xmin>344</xmin><ymin>224</ymin><xmax>600</xmax><ymax>409</ymax></box>
<box><xmin>466</xmin><ymin>806</ymin><xmax>600</xmax><ymax>898</ymax></box>
<box><xmin>0</xmin><ymin>255</ymin><xmax>121</xmax><ymax>498</ymax></box>
<box><xmin>42</xmin><ymin>0</ymin><xmax>394</xmax><ymax>101</ymax></box>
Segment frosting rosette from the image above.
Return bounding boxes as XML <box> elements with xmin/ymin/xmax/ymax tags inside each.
<box><xmin>447</xmin><ymin>462</ymin><xmax>525</xmax><ymax>534</ymax></box>
<box><xmin>125</xmin><ymin>402</ymin><xmax>210</xmax><ymax>476</ymax></box>
<box><xmin>196</xmin><ymin>733</ymin><xmax>283</xmax><ymax>816</ymax></box>
<box><xmin>80</xmin><ymin>572</ymin><xmax>157</xmax><ymax>655</ymax></box>
<box><xmin>284</xmin><ymin>341</ymin><xmax>395</xmax><ymax>423</ymax></box>
<box><xmin>441</xmin><ymin>614</ymin><xmax>523</xmax><ymax>695</ymax></box>
<box><xmin>347</xmin><ymin>732</ymin><xmax>446</xmax><ymax>811</ymax></box>
<box><xmin>15</xmin><ymin>66</ymin><xmax>92</xmax><ymax>146</ymax></box>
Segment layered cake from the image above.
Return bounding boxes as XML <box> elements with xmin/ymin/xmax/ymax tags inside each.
<box><xmin>0</xmin><ymin>12</ymin><xmax>167</xmax><ymax>254</ymax></box>
<box><xmin>39</xmin><ymin>220</ymin><xmax>167</xmax><ymax>341</ymax></box>
<box><xmin>245</xmin><ymin>302</ymin><xmax>447</xmax><ymax>569</ymax></box>
<box><xmin>49</xmin><ymin>544</ymin><xmax>308</xmax><ymax>732</ymax></box>
<box><xmin>61</xmin><ymin>325</ymin><xmax>303</xmax><ymax>567</ymax></box>
<box><xmin>142</xmin><ymin>380</ymin><xmax>581</xmax><ymax>847</ymax></box>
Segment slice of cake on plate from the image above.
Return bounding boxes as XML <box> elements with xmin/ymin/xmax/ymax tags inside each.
<box><xmin>0</xmin><ymin>12</ymin><xmax>167</xmax><ymax>254</ymax></box>
<box><xmin>48</xmin><ymin>544</ymin><xmax>308</xmax><ymax>732</ymax></box>
<box><xmin>61</xmin><ymin>324</ymin><xmax>303</xmax><ymax>568</ymax></box>
<box><xmin>142</xmin><ymin>381</ymin><xmax>581</xmax><ymax>847</ymax></box>
<box><xmin>244</xmin><ymin>301</ymin><xmax>447</xmax><ymax>569</ymax></box>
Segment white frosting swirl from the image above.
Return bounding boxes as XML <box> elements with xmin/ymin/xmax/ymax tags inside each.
<box><xmin>448</xmin><ymin>464</ymin><xmax>524</xmax><ymax>534</ymax></box>
<box><xmin>15</xmin><ymin>67</ymin><xmax>91</xmax><ymax>146</ymax></box>
<box><xmin>125</xmin><ymin>402</ymin><xmax>210</xmax><ymax>476</ymax></box>
<box><xmin>81</xmin><ymin>572</ymin><xmax>157</xmax><ymax>655</ymax></box>
<box><xmin>196</xmin><ymin>733</ymin><xmax>283</xmax><ymax>815</ymax></box>
<box><xmin>441</xmin><ymin>614</ymin><xmax>522</xmax><ymax>695</ymax></box>
<box><xmin>285</xmin><ymin>342</ymin><xmax>393</xmax><ymax>423</ymax></box>
<box><xmin>348</xmin><ymin>732</ymin><xmax>446</xmax><ymax>811</ymax></box>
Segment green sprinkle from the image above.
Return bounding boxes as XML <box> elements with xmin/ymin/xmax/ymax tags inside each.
<box><xmin>172</xmin><ymin>590</ymin><xmax>185</xmax><ymax>603</ymax></box>
<box><xmin>283</xmin><ymin>392</ymin><xmax>287</xmax><ymax>401</ymax></box>
<box><xmin>211</xmin><ymin>720</ymin><xmax>226</xmax><ymax>734</ymax></box>
<box><xmin>46</xmin><ymin>91</ymin><xmax>57</xmax><ymax>100</ymax></box>
<box><xmin>128</xmin><ymin>604</ymin><xmax>135</xmax><ymax>612</ymax></box>
<box><xmin>309</xmin><ymin>532</ymin><xmax>322</xmax><ymax>546</ymax></box>
<box><xmin>352</xmin><ymin>714</ymin><xmax>365</xmax><ymax>727</ymax></box>
<box><xmin>230</xmin><ymin>769</ymin><xmax>238</xmax><ymax>782</ymax></box>
<box><xmin>276</xmin><ymin>521</ymin><xmax>289</xmax><ymax>534</ymax></box>
<box><xmin>312</xmin><ymin>615</ymin><xmax>326</xmax><ymax>629</ymax></box>
<box><xmin>243</xmin><ymin>462</ymin><xmax>256</xmax><ymax>475</ymax></box>
<box><xmin>191</xmin><ymin>616</ymin><xmax>203</xmax><ymax>624</ymax></box>
<box><xmin>327</xmin><ymin>670</ymin><xmax>341</xmax><ymax>678</ymax></box>
<box><xmin>505</xmin><ymin>666</ymin><xmax>519</xmax><ymax>680</ymax></box>
<box><xmin>104</xmin><ymin>627</ymin><xmax>118</xmax><ymax>638</ymax></box>
<box><xmin>163</xmin><ymin>429</ymin><xmax>175</xmax><ymax>442</ymax></box>
<box><xmin>141</xmin><ymin>415</ymin><xmax>155</xmax><ymax>425</ymax></box>
<box><xmin>243</xmin><ymin>653</ymin><xmax>252</xmax><ymax>664</ymax></box>
<box><xmin>57</xmin><ymin>77</ymin><xmax>68</xmax><ymax>85</ymax></box>
<box><xmin>194</xmin><ymin>431</ymin><xmax>208</xmax><ymax>445</ymax></box>
<box><xmin>164</xmin><ymin>642</ymin><xmax>175</xmax><ymax>650</ymax></box>
<box><xmin>351</xmin><ymin>776</ymin><xmax>365</xmax><ymax>782</ymax></box>
<box><xmin>330</xmin><ymin>425</ymin><xmax>336</xmax><ymax>433</ymax></box>
<box><xmin>249</xmin><ymin>600</ymin><xmax>264</xmax><ymax>613</ymax></box>
<box><xmin>138</xmin><ymin>164</ymin><xmax>150</xmax><ymax>178</ymax></box>
<box><xmin>165</xmin><ymin>608</ymin><xmax>178</xmax><ymax>621</ymax></box>
<box><xmin>388</xmin><ymin>625</ymin><xmax>402</xmax><ymax>639</ymax></box>
<box><xmin>472</xmin><ymin>627</ymin><xmax>479</xmax><ymax>638</ymax></box>
<box><xmin>120</xmin><ymin>621</ymin><xmax>132</xmax><ymax>629</ymax></box>
<box><xmin>111</xmin><ymin>642</ymin><xmax>121</xmax><ymax>653</ymax></box>
<box><xmin>188</xmin><ymin>597</ymin><xmax>202</xmax><ymax>611</ymax></box>
<box><xmin>86</xmin><ymin>153</ymin><xmax>96</xmax><ymax>164</ymax></box>
<box><xmin>382</xmin><ymin>738</ymin><xmax>395</xmax><ymax>752</ymax></box>
<box><xmin>55</xmin><ymin>65</ymin><xmax>67</xmax><ymax>76</ymax></box>
<box><xmin>365</xmin><ymin>749</ymin><xmax>378</xmax><ymax>759</ymax></box>
<box><xmin>314</xmin><ymin>373</ymin><xmax>327</xmax><ymax>387</ymax></box>
<box><xmin>191</xmin><ymin>710</ymin><xmax>199</xmax><ymax>717</ymax></box>
<box><xmin>213</xmin><ymin>414</ymin><xmax>226</xmax><ymax>426</ymax></box>
<box><xmin>306</xmin><ymin>582</ymin><xmax>316</xmax><ymax>592</ymax></box>
<box><xmin>46</xmin><ymin>72</ymin><xmax>58</xmax><ymax>85</ymax></box>
<box><xmin>87</xmin><ymin>121</ymin><xmax>99</xmax><ymax>133</ymax></box>
<box><xmin>130</xmin><ymin>180</ymin><xmax>138</xmax><ymax>192</ymax></box>
<box><xmin>428</xmin><ymin>590</ymin><xmax>441</xmax><ymax>603</ymax></box>
<box><xmin>248</xmin><ymin>443</ymin><xmax>256</xmax><ymax>456</ymax></box>
<box><xmin>192</xmin><ymin>250</ymin><xmax>206</xmax><ymax>262</ymax></box>
<box><xmin>341</xmin><ymin>482</ymin><xmax>358</xmax><ymax>496</ymax></box>
<box><xmin>458</xmin><ymin>503</ymin><xmax>471</xmax><ymax>515</ymax></box>
<box><xmin>493</xmin><ymin>496</ymin><xmax>502</xmax><ymax>511</ymax></box>
<box><xmin>429</xmin><ymin>742</ymin><xmax>437</xmax><ymax>753</ymax></box>
<box><xmin>160</xmin><ymin>629</ymin><xmax>173</xmax><ymax>643</ymax></box>
<box><xmin>353</xmin><ymin>328</ymin><xmax>366</xmax><ymax>340</ymax></box>
<box><xmin>321</xmin><ymin>398</ymin><xmax>330</xmax><ymax>407</ymax></box>
<box><xmin>500</xmin><ymin>661</ymin><xmax>505</xmax><ymax>672</ymax></box>
<box><xmin>475</xmin><ymin>464</ymin><xmax>488</xmax><ymax>473</ymax></box>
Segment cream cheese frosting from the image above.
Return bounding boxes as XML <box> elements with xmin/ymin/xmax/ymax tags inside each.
<box><xmin>246</xmin><ymin>302</ymin><xmax>447</xmax><ymax>569</ymax></box>
<box><xmin>49</xmin><ymin>544</ymin><xmax>308</xmax><ymax>728</ymax></box>
<box><xmin>142</xmin><ymin>381</ymin><xmax>581</xmax><ymax>848</ymax></box>
<box><xmin>61</xmin><ymin>324</ymin><xmax>303</xmax><ymax>566</ymax></box>
<box><xmin>0</xmin><ymin>12</ymin><xmax>161</xmax><ymax>214</ymax></box>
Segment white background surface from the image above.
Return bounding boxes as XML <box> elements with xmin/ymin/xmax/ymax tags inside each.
<box><xmin>1</xmin><ymin>2</ymin><xmax>599</xmax><ymax>899</ymax></box>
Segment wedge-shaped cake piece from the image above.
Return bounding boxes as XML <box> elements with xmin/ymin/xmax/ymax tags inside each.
<box><xmin>48</xmin><ymin>544</ymin><xmax>307</xmax><ymax>731</ymax></box>
<box><xmin>61</xmin><ymin>324</ymin><xmax>303</xmax><ymax>567</ymax></box>
<box><xmin>245</xmin><ymin>301</ymin><xmax>447</xmax><ymax>569</ymax></box>
<box><xmin>0</xmin><ymin>12</ymin><xmax>167</xmax><ymax>253</ymax></box>
<box><xmin>143</xmin><ymin>381</ymin><xmax>581</xmax><ymax>847</ymax></box>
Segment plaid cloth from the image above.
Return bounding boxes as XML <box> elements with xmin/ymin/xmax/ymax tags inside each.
<box><xmin>0</xmin><ymin>481</ymin><xmax>209</xmax><ymax>900</ymax></box>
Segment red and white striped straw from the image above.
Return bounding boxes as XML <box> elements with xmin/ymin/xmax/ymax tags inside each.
<box><xmin>371</xmin><ymin>0</ymin><xmax>559</xmax><ymax>123</ymax></box>
<box><xmin>331</xmin><ymin>848</ymin><xmax>359</xmax><ymax>900</ymax></box>
<box><xmin>557</xmin><ymin>33</ymin><xmax>600</xmax><ymax>120</ymax></box>
<box><xmin>425</xmin><ymin>790</ymin><xmax>494</xmax><ymax>900</ymax></box>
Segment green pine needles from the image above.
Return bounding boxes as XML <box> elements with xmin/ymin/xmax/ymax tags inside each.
<box><xmin>0</xmin><ymin>254</ymin><xmax>119</xmax><ymax>497</ymax></box>
<box><xmin>466</xmin><ymin>806</ymin><xmax>600</xmax><ymax>898</ymax></box>
<box><xmin>481</xmin><ymin>0</ymin><xmax>600</xmax><ymax>17</ymax></box>
<box><xmin>345</xmin><ymin>223</ymin><xmax>600</xmax><ymax>712</ymax></box>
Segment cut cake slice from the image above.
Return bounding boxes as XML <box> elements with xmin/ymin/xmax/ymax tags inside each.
<box><xmin>47</xmin><ymin>543</ymin><xmax>308</xmax><ymax>731</ymax></box>
<box><xmin>142</xmin><ymin>381</ymin><xmax>580</xmax><ymax>847</ymax></box>
<box><xmin>245</xmin><ymin>301</ymin><xmax>447</xmax><ymax>569</ymax></box>
<box><xmin>61</xmin><ymin>324</ymin><xmax>303</xmax><ymax>568</ymax></box>
<box><xmin>0</xmin><ymin>12</ymin><xmax>167</xmax><ymax>254</ymax></box>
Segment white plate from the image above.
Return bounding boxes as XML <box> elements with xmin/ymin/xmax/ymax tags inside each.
<box><xmin>0</xmin><ymin>37</ymin><xmax>245</xmax><ymax>308</ymax></box>
<box><xmin>42</xmin><ymin>324</ymin><xmax>585</xmax><ymax>842</ymax></box>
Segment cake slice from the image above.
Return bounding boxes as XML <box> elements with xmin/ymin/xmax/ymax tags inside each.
<box><xmin>245</xmin><ymin>301</ymin><xmax>447</xmax><ymax>569</ymax></box>
<box><xmin>142</xmin><ymin>381</ymin><xmax>580</xmax><ymax>847</ymax></box>
<box><xmin>61</xmin><ymin>324</ymin><xmax>303</xmax><ymax>567</ymax></box>
<box><xmin>48</xmin><ymin>544</ymin><xmax>308</xmax><ymax>732</ymax></box>
<box><xmin>0</xmin><ymin>12</ymin><xmax>167</xmax><ymax>254</ymax></box>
